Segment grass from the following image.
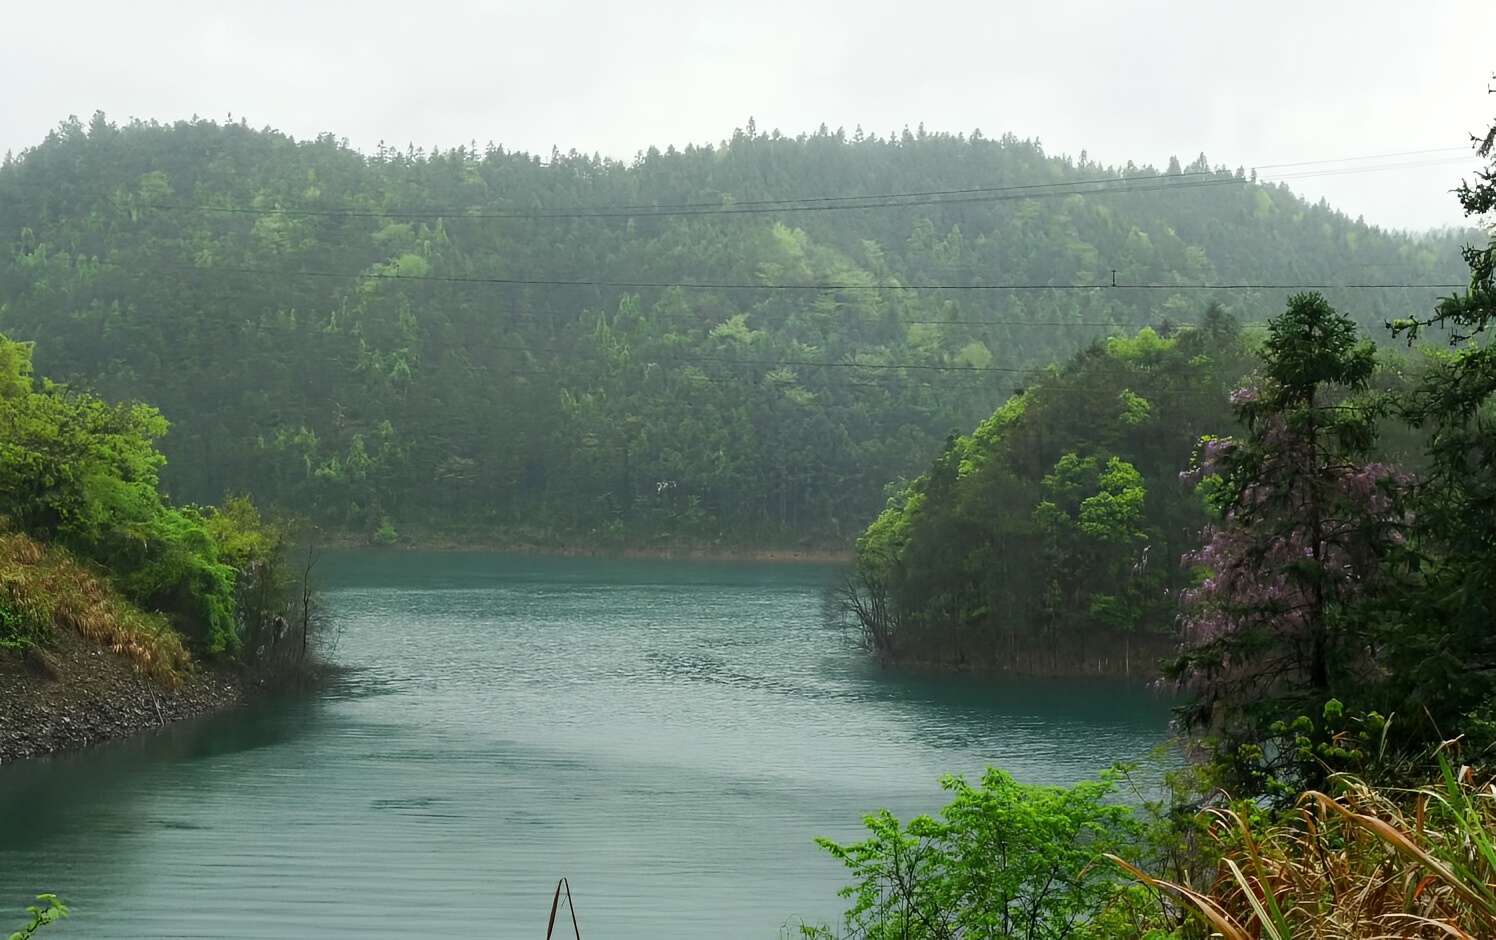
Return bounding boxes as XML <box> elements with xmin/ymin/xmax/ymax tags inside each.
<box><xmin>1113</xmin><ymin>751</ymin><xmax>1496</xmax><ymax>939</ymax></box>
<box><xmin>0</xmin><ymin>531</ymin><xmax>190</xmax><ymax>685</ymax></box>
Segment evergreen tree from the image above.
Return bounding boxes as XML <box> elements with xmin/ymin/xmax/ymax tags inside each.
<box><xmin>1169</xmin><ymin>294</ymin><xmax>1398</xmax><ymax>793</ymax></box>
<box><xmin>1385</xmin><ymin>83</ymin><xmax>1496</xmax><ymax>752</ymax></box>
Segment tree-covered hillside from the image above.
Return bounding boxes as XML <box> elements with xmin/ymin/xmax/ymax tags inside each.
<box><xmin>0</xmin><ymin>330</ymin><xmax>304</xmax><ymax>671</ymax></box>
<box><xmin>842</xmin><ymin>311</ymin><xmax>1257</xmax><ymax>673</ymax></box>
<box><xmin>0</xmin><ymin>114</ymin><xmax>1472</xmax><ymax>546</ymax></box>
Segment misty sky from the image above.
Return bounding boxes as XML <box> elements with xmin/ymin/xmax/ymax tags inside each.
<box><xmin>4</xmin><ymin>0</ymin><xmax>1492</xmax><ymax>232</ymax></box>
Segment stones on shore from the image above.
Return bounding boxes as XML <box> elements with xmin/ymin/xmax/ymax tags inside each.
<box><xmin>0</xmin><ymin>628</ymin><xmax>244</xmax><ymax>765</ymax></box>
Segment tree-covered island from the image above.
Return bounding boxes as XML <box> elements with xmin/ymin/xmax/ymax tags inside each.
<box><xmin>800</xmin><ymin>86</ymin><xmax>1496</xmax><ymax>938</ymax></box>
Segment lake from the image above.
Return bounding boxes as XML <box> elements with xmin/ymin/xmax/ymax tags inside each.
<box><xmin>0</xmin><ymin>553</ymin><xmax>1174</xmax><ymax>937</ymax></box>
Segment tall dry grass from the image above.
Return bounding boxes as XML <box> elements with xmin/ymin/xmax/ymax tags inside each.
<box><xmin>0</xmin><ymin>531</ymin><xmax>189</xmax><ymax>685</ymax></box>
<box><xmin>1114</xmin><ymin>753</ymin><xmax>1496</xmax><ymax>939</ymax></box>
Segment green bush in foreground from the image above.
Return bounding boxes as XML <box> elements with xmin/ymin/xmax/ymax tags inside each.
<box><xmin>1</xmin><ymin>331</ymin><xmax>310</xmax><ymax>666</ymax></box>
<box><xmin>8</xmin><ymin>895</ymin><xmax>66</xmax><ymax>940</ymax></box>
<box><xmin>805</xmin><ymin>756</ymin><xmax>1496</xmax><ymax>939</ymax></box>
<box><xmin>804</xmin><ymin>768</ymin><xmax>1147</xmax><ymax>939</ymax></box>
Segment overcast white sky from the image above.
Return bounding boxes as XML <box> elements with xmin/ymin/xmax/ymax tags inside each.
<box><xmin>3</xmin><ymin>0</ymin><xmax>1492</xmax><ymax>232</ymax></box>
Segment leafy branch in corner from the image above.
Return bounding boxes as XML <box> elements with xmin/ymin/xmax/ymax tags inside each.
<box><xmin>8</xmin><ymin>894</ymin><xmax>67</xmax><ymax>940</ymax></box>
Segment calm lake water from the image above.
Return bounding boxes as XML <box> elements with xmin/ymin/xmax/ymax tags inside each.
<box><xmin>0</xmin><ymin>554</ymin><xmax>1173</xmax><ymax>938</ymax></box>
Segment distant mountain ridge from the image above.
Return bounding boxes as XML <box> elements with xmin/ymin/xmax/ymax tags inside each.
<box><xmin>0</xmin><ymin>113</ymin><xmax>1474</xmax><ymax>546</ymax></box>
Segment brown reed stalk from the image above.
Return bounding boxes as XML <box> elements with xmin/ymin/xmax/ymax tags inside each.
<box><xmin>1112</xmin><ymin>755</ymin><xmax>1496</xmax><ymax>939</ymax></box>
<box><xmin>1</xmin><ymin>531</ymin><xmax>189</xmax><ymax>685</ymax></box>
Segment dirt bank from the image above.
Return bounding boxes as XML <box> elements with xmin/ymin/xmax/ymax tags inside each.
<box><xmin>0</xmin><ymin>627</ymin><xmax>244</xmax><ymax>765</ymax></box>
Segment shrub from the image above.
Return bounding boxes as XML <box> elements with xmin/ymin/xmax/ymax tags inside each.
<box><xmin>8</xmin><ymin>894</ymin><xmax>67</xmax><ymax>940</ymax></box>
<box><xmin>1114</xmin><ymin>753</ymin><xmax>1496</xmax><ymax>938</ymax></box>
<box><xmin>808</xmin><ymin>768</ymin><xmax>1142</xmax><ymax>939</ymax></box>
<box><xmin>372</xmin><ymin>516</ymin><xmax>398</xmax><ymax>546</ymax></box>
<box><xmin>0</xmin><ymin>531</ymin><xmax>187</xmax><ymax>683</ymax></box>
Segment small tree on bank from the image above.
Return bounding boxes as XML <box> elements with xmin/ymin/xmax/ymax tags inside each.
<box><xmin>805</xmin><ymin>768</ymin><xmax>1141</xmax><ymax>940</ymax></box>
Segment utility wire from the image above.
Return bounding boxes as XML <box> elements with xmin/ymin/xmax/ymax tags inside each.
<box><xmin>132</xmin><ymin>146</ymin><xmax>1478</xmax><ymax>222</ymax></box>
<box><xmin>163</xmin><ymin>264</ymin><xmax>1465</xmax><ymax>293</ymax></box>
<box><xmin>177</xmin><ymin>282</ymin><xmax>1123</xmax><ymax>327</ymax></box>
<box><xmin>164</xmin><ymin>342</ymin><xmax>1240</xmax><ymax>395</ymax></box>
<box><xmin>147</xmin><ymin>173</ymin><xmax>1246</xmax><ymax>220</ymax></box>
<box><xmin>149</xmin><ymin>323</ymin><xmax>1232</xmax><ymax>381</ymax></box>
<box><xmin>1251</xmin><ymin>146</ymin><xmax>1471</xmax><ymax>170</ymax></box>
<box><xmin>105</xmin><ymin>314</ymin><xmax>1238</xmax><ymax>383</ymax></box>
<box><xmin>1262</xmin><ymin>156</ymin><xmax>1476</xmax><ymax>183</ymax></box>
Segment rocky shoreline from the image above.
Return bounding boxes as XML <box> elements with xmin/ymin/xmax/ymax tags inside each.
<box><xmin>0</xmin><ymin>627</ymin><xmax>245</xmax><ymax>765</ymax></box>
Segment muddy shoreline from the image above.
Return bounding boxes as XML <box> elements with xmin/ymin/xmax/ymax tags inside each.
<box><xmin>0</xmin><ymin>628</ymin><xmax>246</xmax><ymax>766</ymax></box>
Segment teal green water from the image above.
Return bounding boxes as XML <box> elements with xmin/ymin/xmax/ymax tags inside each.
<box><xmin>0</xmin><ymin>554</ymin><xmax>1174</xmax><ymax>937</ymax></box>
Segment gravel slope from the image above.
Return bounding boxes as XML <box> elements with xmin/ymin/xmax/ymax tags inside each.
<box><xmin>0</xmin><ymin>628</ymin><xmax>243</xmax><ymax>764</ymax></box>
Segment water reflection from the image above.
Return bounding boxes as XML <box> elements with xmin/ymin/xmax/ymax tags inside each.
<box><xmin>0</xmin><ymin>689</ymin><xmax>319</xmax><ymax>848</ymax></box>
<box><xmin>0</xmin><ymin>554</ymin><xmax>1174</xmax><ymax>938</ymax></box>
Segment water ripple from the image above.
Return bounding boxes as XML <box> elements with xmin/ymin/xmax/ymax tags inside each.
<box><xmin>0</xmin><ymin>554</ymin><xmax>1173</xmax><ymax>939</ymax></box>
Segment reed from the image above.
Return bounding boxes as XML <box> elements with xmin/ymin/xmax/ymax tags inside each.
<box><xmin>1112</xmin><ymin>752</ymin><xmax>1496</xmax><ymax>939</ymax></box>
<box><xmin>0</xmin><ymin>531</ymin><xmax>190</xmax><ymax>685</ymax></box>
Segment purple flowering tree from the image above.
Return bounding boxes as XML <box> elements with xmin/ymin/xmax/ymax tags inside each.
<box><xmin>1170</xmin><ymin>293</ymin><xmax>1402</xmax><ymax>789</ymax></box>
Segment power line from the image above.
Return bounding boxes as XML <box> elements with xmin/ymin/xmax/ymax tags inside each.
<box><xmin>90</xmin><ymin>315</ymin><xmax>1239</xmax><ymax>385</ymax></box>
<box><xmin>175</xmin><ymin>282</ymin><xmax>1124</xmax><ymax>327</ymax></box>
<box><xmin>167</xmin><ymin>264</ymin><xmax>1465</xmax><ymax>293</ymax></box>
<box><xmin>130</xmin><ymin>146</ymin><xmax>1480</xmax><ymax>223</ymax></box>
<box><xmin>142</xmin><ymin>342</ymin><xmax>1238</xmax><ymax>396</ymax></box>
<box><xmin>1251</xmin><ymin>146</ymin><xmax>1471</xmax><ymax>170</ymax></box>
<box><xmin>388</xmin><ymin>362</ymin><xmax>1236</xmax><ymax>397</ymax></box>
<box><xmin>429</xmin><ymin>339</ymin><xmax>1046</xmax><ymax>373</ymax></box>
<box><xmin>1262</xmin><ymin>156</ymin><xmax>1476</xmax><ymax>183</ymax></box>
<box><xmin>148</xmin><ymin>173</ymin><xmax>1247</xmax><ymax>221</ymax></box>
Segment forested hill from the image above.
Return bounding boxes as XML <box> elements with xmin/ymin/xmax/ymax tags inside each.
<box><xmin>0</xmin><ymin>114</ymin><xmax>1474</xmax><ymax>547</ymax></box>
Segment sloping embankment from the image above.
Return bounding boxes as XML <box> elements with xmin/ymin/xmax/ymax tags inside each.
<box><xmin>0</xmin><ymin>531</ymin><xmax>242</xmax><ymax>764</ymax></box>
<box><xmin>0</xmin><ymin>631</ymin><xmax>241</xmax><ymax>763</ymax></box>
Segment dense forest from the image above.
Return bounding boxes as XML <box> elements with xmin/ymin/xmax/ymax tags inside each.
<box><xmin>0</xmin><ymin>330</ymin><xmax>306</xmax><ymax>672</ymax></box>
<box><xmin>0</xmin><ymin>114</ymin><xmax>1473</xmax><ymax>547</ymax></box>
<box><xmin>4</xmin><ymin>87</ymin><xmax>1496</xmax><ymax>937</ymax></box>
<box><xmin>841</xmin><ymin>310</ymin><xmax>1256</xmax><ymax>674</ymax></box>
<box><xmin>804</xmin><ymin>92</ymin><xmax>1496</xmax><ymax>937</ymax></box>
<box><xmin>843</xmin><ymin>95</ymin><xmax>1496</xmax><ymax>789</ymax></box>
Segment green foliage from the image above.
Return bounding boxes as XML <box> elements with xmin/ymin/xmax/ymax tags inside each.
<box><xmin>1378</xmin><ymin>91</ymin><xmax>1496</xmax><ymax>762</ymax></box>
<box><xmin>1038</xmin><ymin>454</ymin><xmax>1146</xmax><ymax>543</ymax></box>
<box><xmin>0</xmin><ymin>334</ymin><xmax>169</xmax><ymax>548</ymax></box>
<box><xmin>1157</xmin><ymin>94</ymin><xmax>1496</xmax><ymax>790</ymax></box>
<box><xmin>810</xmin><ymin>90</ymin><xmax>1496</xmax><ymax>940</ymax></box>
<box><xmin>1262</xmin><ymin>292</ymin><xmax>1377</xmax><ymax>403</ymax></box>
<box><xmin>0</xmin><ymin>594</ymin><xmax>38</xmax><ymax>651</ymax></box>
<box><xmin>113</xmin><ymin>506</ymin><xmax>239</xmax><ymax>655</ymax></box>
<box><xmin>805</xmin><ymin>753</ymin><xmax>1496</xmax><ymax>940</ymax></box>
<box><xmin>843</xmin><ymin>320</ymin><xmax>1253</xmax><ymax>670</ymax></box>
<box><xmin>0</xmin><ymin>116</ymin><xmax>1470</xmax><ymax>549</ymax></box>
<box><xmin>8</xmin><ymin>894</ymin><xmax>67</xmax><ymax>940</ymax></box>
<box><xmin>372</xmin><ymin>515</ymin><xmax>398</xmax><ymax>546</ymax></box>
<box><xmin>202</xmin><ymin>495</ymin><xmax>282</xmax><ymax>570</ymax></box>
<box><xmin>0</xmin><ymin>330</ymin><xmax>301</xmax><ymax>661</ymax></box>
<box><xmin>810</xmin><ymin>768</ymin><xmax>1142</xmax><ymax>940</ymax></box>
<box><xmin>1168</xmin><ymin>294</ymin><xmax>1404</xmax><ymax>796</ymax></box>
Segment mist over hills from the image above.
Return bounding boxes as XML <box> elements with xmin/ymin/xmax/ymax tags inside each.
<box><xmin>0</xmin><ymin>114</ymin><xmax>1474</xmax><ymax>546</ymax></box>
